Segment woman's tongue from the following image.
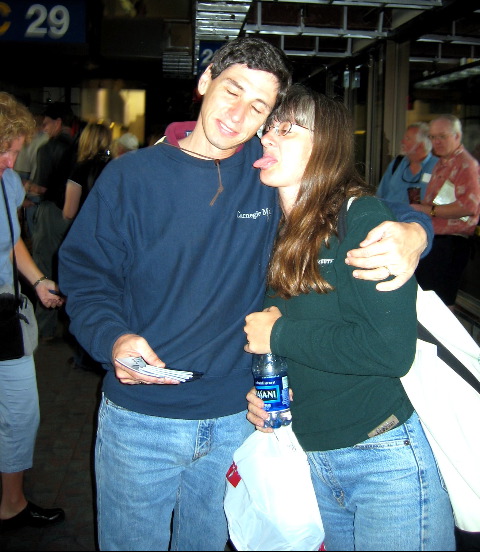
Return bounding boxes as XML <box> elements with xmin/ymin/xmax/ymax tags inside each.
<box><xmin>253</xmin><ymin>154</ymin><xmax>277</xmax><ymax>169</ymax></box>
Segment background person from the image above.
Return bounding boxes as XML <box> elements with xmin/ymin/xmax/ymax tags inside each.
<box><xmin>63</xmin><ymin>122</ymin><xmax>112</xmax><ymax>221</ymax></box>
<box><xmin>0</xmin><ymin>91</ymin><xmax>65</xmax><ymax>533</ymax></box>
<box><xmin>111</xmin><ymin>131</ymin><xmax>139</xmax><ymax>158</ymax></box>
<box><xmin>412</xmin><ymin>114</ymin><xmax>480</xmax><ymax>309</ymax></box>
<box><xmin>62</xmin><ymin>121</ymin><xmax>112</xmax><ymax>373</ymax></box>
<box><xmin>58</xmin><ymin>37</ymin><xmax>432</xmax><ymax>551</ymax></box>
<box><xmin>376</xmin><ymin>122</ymin><xmax>438</xmax><ymax>204</ymax></box>
<box><xmin>28</xmin><ymin>102</ymin><xmax>76</xmax><ymax>342</ymax></box>
<box><xmin>244</xmin><ymin>84</ymin><xmax>455</xmax><ymax>552</ymax></box>
<box><xmin>13</xmin><ymin>112</ymin><xmax>48</xmax><ymax>240</ymax></box>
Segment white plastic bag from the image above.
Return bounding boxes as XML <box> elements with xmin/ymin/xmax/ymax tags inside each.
<box><xmin>224</xmin><ymin>424</ymin><xmax>325</xmax><ymax>551</ymax></box>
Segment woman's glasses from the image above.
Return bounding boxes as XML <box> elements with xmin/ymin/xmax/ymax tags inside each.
<box><xmin>263</xmin><ymin>121</ymin><xmax>312</xmax><ymax>136</ymax></box>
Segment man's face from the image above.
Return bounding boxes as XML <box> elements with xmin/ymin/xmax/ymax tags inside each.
<box><xmin>401</xmin><ymin>127</ymin><xmax>428</xmax><ymax>163</ymax></box>
<box><xmin>42</xmin><ymin>116</ymin><xmax>62</xmax><ymax>138</ymax></box>
<box><xmin>401</xmin><ymin>127</ymin><xmax>420</xmax><ymax>157</ymax></box>
<box><xmin>429</xmin><ymin>119</ymin><xmax>461</xmax><ymax>158</ymax></box>
<box><xmin>196</xmin><ymin>64</ymin><xmax>279</xmax><ymax>159</ymax></box>
<box><xmin>0</xmin><ymin>136</ymin><xmax>25</xmax><ymax>178</ymax></box>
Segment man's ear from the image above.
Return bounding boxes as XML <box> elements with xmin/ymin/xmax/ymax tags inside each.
<box><xmin>197</xmin><ymin>65</ymin><xmax>212</xmax><ymax>97</ymax></box>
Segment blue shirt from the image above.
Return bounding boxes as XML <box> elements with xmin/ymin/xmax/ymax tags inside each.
<box><xmin>0</xmin><ymin>169</ymin><xmax>24</xmax><ymax>287</ymax></box>
<box><xmin>377</xmin><ymin>153</ymin><xmax>439</xmax><ymax>204</ymax></box>
<box><xmin>59</xmin><ymin>135</ymin><xmax>282</xmax><ymax>420</ymax></box>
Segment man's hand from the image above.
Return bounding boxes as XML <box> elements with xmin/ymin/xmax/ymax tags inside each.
<box><xmin>246</xmin><ymin>388</ymin><xmax>273</xmax><ymax>433</ymax></box>
<box><xmin>22</xmin><ymin>197</ymin><xmax>35</xmax><ymax>208</ymax></box>
<box><xmin>346</xmin><ymin>221</ymin><xmax>427</xmax><ymax>291</ymax></box>
<box><xmin>24</xmin><ymin>180</ymin><xmax>46</xmax><ymax>197</ymax></box>
<box><xmin>112</xmin><ymin>334</ymin><xmax>180</xmax><ymax>386</ymax></box>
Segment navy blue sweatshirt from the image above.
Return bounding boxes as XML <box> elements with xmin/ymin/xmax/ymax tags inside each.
<box><xmin>58</xmin><ymin>125</ymin><xmax>281</xmax><ymax>419</ymax></box>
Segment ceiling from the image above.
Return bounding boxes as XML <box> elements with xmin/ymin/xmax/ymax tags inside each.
<box><xmin>190</xmin><ymin>0</ymin><xmax>480</xmax><ymax>87</ymax></box>
<box><xmin>8</xmin><ymin>0</ymin><xmax>478</xmax><ymax>94</ymax></box>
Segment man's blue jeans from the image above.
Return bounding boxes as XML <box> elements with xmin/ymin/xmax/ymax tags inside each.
<box><xmin>307</xmin><ymin>411</ymin><xmax>455</xmax><ymax>551</ymax></box>
<box><xmin>95</xmin><ymin>394</ymin><xmax>253</xmax><ymax>551</ymax></box>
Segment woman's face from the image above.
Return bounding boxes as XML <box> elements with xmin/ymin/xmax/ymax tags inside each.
<box><xmin>254</xmin><ymin>121</ymin><xmax>313</xmax><ymax>193</ymax></box>
<box><xmin>0</xmin><ymin>136</ymin><xmax>25</xmax><ymax>179</ymax></box>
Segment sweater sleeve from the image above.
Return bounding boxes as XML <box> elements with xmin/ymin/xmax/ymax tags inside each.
<box><xmin>382</xmin><ymin>199</ymin><xmax>433</xmax><ymax>257</ymax></box>
<box><xmin>58</xmin><ymin>167</ymin><xmax>135</xmax><ymax>366</ymax></box>
<box><xmin>270</xmin><ymin>197</ymin><xmax>418</xmax><ymax>378</ymax></box>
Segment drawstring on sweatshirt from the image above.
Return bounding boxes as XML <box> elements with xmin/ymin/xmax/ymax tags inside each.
<box><xmin>156</xmin><ymin>140</ymin><xmax>224</xmax><ymax>206</ymax></box>
<box><xmin>210</xmin><ymin>160</ymin><xmax>224</xmax><ymax>206</ymax></box>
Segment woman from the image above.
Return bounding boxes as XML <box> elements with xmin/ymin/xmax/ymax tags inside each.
<box><xmin>63</xmin><ymin>121</ymin><xmax>111</xmax><ymax>221</ymax></box>
<box><xmin>62</xmin><ymin>121</ymin><xmax>111</xmax><ymax>372</ymax></box>
<box><xmin>0</xmin><ymin>92</ymin><xmax>65</xmax><ymax>532</ymax></box>
<box><xmin>244</xmin><ymin>85</ymin><xmax>455</xmax><ymax>551</ymax></box>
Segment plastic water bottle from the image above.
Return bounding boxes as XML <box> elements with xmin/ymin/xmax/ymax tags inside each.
<box><xmin>252</xmin><ymin>353</ymin><xmax>292</xmax><ymax>429</ymax></box>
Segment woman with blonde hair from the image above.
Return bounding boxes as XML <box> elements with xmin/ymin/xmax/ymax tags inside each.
<box><xmin>62</xmin><ymin>122</ymin><xmax>111</xmax><ymax>372</ymax></box>
<box><xmin>0</xmin><ymin>92</ymin><xmax>64</xmax><ymax>532</ymax></box>
<box><xmin>62</xmin><ymin>122</ymin><xmax>111</xmax><ymax>221</ymax></box>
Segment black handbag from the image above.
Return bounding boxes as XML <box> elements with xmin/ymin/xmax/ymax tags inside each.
<box><xmin>0</xmin><ymin>177</ymin><xmax>26</xmax><ymax>361</ymax></box>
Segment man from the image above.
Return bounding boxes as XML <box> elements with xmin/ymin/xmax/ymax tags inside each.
<box><xmin>28</xmin><ymin>102</ymin><xmax>76</xmax><ymax>341</ymax></box>
<box><xmin>377</xmin><ymin>122</ymin><xmax>438</xmax><ymax>204</ymax></box>
<box><xmin>413</xmin><ymin>114</ymin><xmax>480</xmax><ymax>309</ymax></box>
<box><xmin>112</xmin><ymin>131</ymin><xmax>139</xmax><ymax>158</ymax></box>
<box><xmin>58</xmin><ymin>38</ymin><xmax>432</xmax><ymax>551</ymax></box>
<box><xmin>13</xmin><ymin>112</ymin><xmax>48</xmax><ymax>239</ymax></box>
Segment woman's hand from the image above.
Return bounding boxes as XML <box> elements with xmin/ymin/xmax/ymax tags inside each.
<box><xmin>246</xmin><ymin>387</ymin><xmax>273</xmax><ymax>433</ymax></box>
<box><xmin>244</xmin><ymin>306</ymin><xmax>282</xmax><ymax>354</ymax></box>
<box><xmin>35</xmin><ymin>279</ymin><xmax>65</xmax><ymax>308</ymax></box>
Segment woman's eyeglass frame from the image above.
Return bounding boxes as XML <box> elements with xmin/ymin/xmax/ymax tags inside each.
<box><xmin>263</xmin><ymin>121</ymin><xmax>313</xmax><ymax>137</ymax></box>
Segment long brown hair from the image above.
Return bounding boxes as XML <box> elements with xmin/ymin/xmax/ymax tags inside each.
<box><xmin>267</xmin><ymin>84</ymin><xmax>373</xmax><ymax>299</ymax></box>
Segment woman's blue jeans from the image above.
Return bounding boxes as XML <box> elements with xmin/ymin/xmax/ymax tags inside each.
<box><xmin>307</xmin><ymin>411</ymin><xmax>455</xmax><ymax>551</ymax></box>
<box><xmin>95</xmin><ymin>394</ymin><xmax>253</xmax><ymax>551</ymax></box>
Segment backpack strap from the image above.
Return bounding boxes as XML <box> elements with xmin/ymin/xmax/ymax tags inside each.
<box><xmin>391</xmin><ymin>155</ymin><xmax>404</xmax><ymax>175</ymax></box>
<box><xmin>337</xmin><ymin>197</ymin><xmax>355</xmax><ymax>244</ymax></box>
<box><xmin>417</xmin><ymin>322</ymin><xmax>480</xmax><ymax>394</ymax></box>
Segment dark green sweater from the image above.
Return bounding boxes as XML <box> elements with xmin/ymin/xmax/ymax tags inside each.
<box><xmin>266</xmin><ymin>196</ymin><xmax>416</xmax><ymax>451</ymax></box>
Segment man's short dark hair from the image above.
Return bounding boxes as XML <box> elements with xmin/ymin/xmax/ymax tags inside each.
<box><xmin>43</xmin><ymin>102</ymin><xmax>74</xmax><ymax>126</ymax></box>
<box><xmin>209</xmin><ymin>37</ymin><xmax>292</xmax><ymax>109</ymax></box>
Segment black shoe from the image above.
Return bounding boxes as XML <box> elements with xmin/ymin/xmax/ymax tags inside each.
<box><xmin>0</xmin><ymin>502</ymin><xmax>65</xmax><ymax>532</ymax></box>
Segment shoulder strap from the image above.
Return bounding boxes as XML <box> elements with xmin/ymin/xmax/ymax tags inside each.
<box><xmin>417</xmin><ymin>322</ymin><xmax>480</xmax><ymax>395</ymax></box>
<box><xmin>337</xmin><ymin>197</ymin><xmax>355</xmax><ymax>243</ymax></box>
<box><xmin>337</xmin><ymin>200</ymin><xmax>349</xmax><ymax>244</ymax></box>
<box><xmin>391</xmin><ymin>155</ymin><xmax>404</xmax><ymax>175</ymax></box>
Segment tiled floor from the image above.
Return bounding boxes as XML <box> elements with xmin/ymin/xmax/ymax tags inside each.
<box><xmin>0</xmin><ymin>337</ymin><xmax>103</xmax><ymax>551</ymax></box>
